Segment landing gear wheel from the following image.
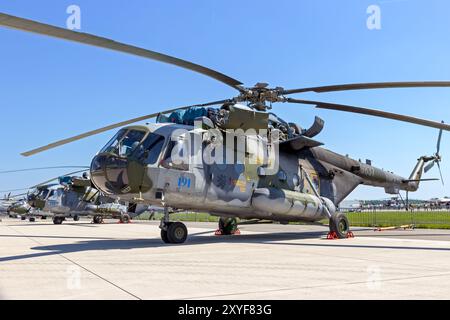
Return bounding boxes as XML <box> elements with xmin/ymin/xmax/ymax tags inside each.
<box><xmin>167</xmin><ymin>222</ymin><xmax>188</xmax><ymax>244</ymax></box>
<box><xmin>73</xmin><ymin>215</ymin><xmax>80</xmax><ymax>222</ymax></box>
<box><xmin>161</xmin><ymin>223</ymin><xmax>172</xmax><ymax>244</ymax></box>
<box><xmin>21</xmin><ymin>216</ymin><xmax>26</xmax><ymax>221</ymax></box>
<box><xmin>218</xmin><ymin>217</ymin><xmax>239</xmax><ymax>235</ymax></box>
<box><xmin>93</xmin><ymin>215</ymin><xmax>103</xmax><ymax>224</ymax></box>
<box><xmin>53</xmin><ymin>217</ymin><xmax>64</xmax><ymax>225</ymax></box>
<box><xmin>120</xmin><ymin>214</ymin><xmax>131</xmax><ymax>224</ymax></box>
<box><xmin>329</xmin><ymin>213</ymin><xmax>350</xmax><ymax>239</ymax></box>
<box><xmin>29</xmin><ymin>217</ymin><xmax>36</xmax><ymax>222</ymax></box>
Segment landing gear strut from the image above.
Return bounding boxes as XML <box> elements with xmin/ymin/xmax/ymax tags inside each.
<box><xmin>328</xmin><ymin>213</ymin><xmax>352</xmax><ymax>239</ymax></box>
<box><xmin>159</xmin><ymin>207</ymin><xmax>188</xmax><ymax>244</ymax></box>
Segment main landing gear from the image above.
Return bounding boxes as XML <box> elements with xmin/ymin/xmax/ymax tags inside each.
<box><xmin>215</xmin><ymin>217</ymin><xmax>240</xmax><ymax>236</ymax></box>
<box><xmin>160</xmin><ymin>207</ymin><xmax>188</xmax><ymax>244</ymax></box>
<box><xmin>328</xmin><ymin>212</ymin><xmax>353</xmax><ymax>239</ymax></box>
<box><xmin>53</xmin><ymin>216</ymin><xmax>65</xmax><ymax>225</ymax></box>
<box><xmin>119</xmin><ymin>214</ymin><xmax>131</xmax><ymax>224</ymax></box>
<box><xmin>93</xmin><ymin>215</ymin><xmax>104</xmax><ymax>224</ymax></box>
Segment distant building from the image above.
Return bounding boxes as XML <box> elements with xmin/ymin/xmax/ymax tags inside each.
<box><xmin>339</xmin><ymin>200</ymin><xmax>362</xmax><ymax>212</ymax></box>
<box><xmin>428</xmin><ymin>197</ymin><xmax>450</xmax><ymax>206</ymax></box>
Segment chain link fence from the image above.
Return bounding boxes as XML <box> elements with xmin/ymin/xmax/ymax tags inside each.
<box><xmin>345</xmin><ymin>209</ymin><xmax>450</xmax><ymax>229</ymax></box>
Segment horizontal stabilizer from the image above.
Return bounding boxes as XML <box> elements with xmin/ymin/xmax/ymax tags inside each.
<box><xmin>279</xmin><ymin>135</ymin><xmax>324</xmax><ymax>152</ymax></box>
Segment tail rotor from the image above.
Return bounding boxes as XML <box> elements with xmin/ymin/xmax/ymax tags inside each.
<box><xmin>424</xmin><ymin>123</ymin><xmax>444</xmax><ymax>185</ymax></box>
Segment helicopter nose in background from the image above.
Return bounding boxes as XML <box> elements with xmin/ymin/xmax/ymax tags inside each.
<box><xmin>90</xmin><ymin>154</ymin><xmax>130</xmax><ymax>195</ymax></box>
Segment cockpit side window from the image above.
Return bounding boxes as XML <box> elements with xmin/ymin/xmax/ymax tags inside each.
<box><xmin>134</xmin><ymin>133</ymin><xmax>165</xmax><ymax>165</ymax></box>
<box><xmin>161</xmin><ymin>139</ymin><xmax>190</xmax><ymax>171</ymax></box>
<box><xmin>40</xmin><ymin>189</ymin><xmax>49</xmax><ymax>199</ymax></box>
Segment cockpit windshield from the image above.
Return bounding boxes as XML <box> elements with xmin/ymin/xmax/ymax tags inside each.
<box><xmin>100</xmin><ymin>129</ymin><xmax>146</xmax><ymax>157</ymax></box>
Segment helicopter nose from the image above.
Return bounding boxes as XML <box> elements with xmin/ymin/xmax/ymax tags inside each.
<box><xmin>90</xmin><ymin>154</ymin><xmax>130</xmax><ymax>194</ymax></box>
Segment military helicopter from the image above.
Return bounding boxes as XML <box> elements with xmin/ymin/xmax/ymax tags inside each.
<box><xmin>1</xmin><ymin>12</ymin><xmax>449</xmax><ymax>243</ymax></box>
<box><xmin>1</xmin><ymin>168</ymin><xmax>149</xmax><ymax>224</ymax></box>
<box><xmin>0</xmin><ymin>193</ymin><xmax>30</xmax><ymax>219</ymax></box>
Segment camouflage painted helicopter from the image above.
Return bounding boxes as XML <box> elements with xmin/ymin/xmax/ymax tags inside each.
<box><xmin>0</xmin><ymin>194</ymin><xmax>30</xmax><ymax>219</ymax></box>
<box><xmin>1</xmin><ymin>168</ymin><xmax>149</xmax><ymax>224</ymax></box>
<box><xmin>1</xmin><ymin>12</ymin><xmax>449</xmax><ymax>243</ymax></box>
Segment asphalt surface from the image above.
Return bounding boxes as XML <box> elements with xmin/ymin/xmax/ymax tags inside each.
<box><xmin>1</xmin><ymin>217</ymin><xmax>450</xmax><ymax>299</ymax></box>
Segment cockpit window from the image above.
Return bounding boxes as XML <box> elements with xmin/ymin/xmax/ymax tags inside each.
<box><xmin>101</xmin><ymin>129</ymin><xmax>126</xmax><ymax>154</ymax></box>
<box><xmin>100</xmin><ymin>129</ymin><xmax>146</xmax><ymax>157</ymax></box>
<box><xmin>161</xmin><ymin>139</ymin><xmax>190</xmax><ymax>171</ymax></box>
<box><xmin>134</xmin><ymin>133</ymin><xmax>165</xmax><ymax>165</ymax></box>
<box><xmin>39</xmin><ymin>189</ymin><xmax>50</xmax><ymax>199</ymax></box>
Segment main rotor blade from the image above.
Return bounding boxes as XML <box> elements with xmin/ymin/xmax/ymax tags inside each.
<box><xmin>0</xmin><ymin>13</ymin><xmax>242</xmax><ymax>90</ymax></box>
<box><xmin>0</xmin><ymin>188</ymin><xmax>31</xmax><ymax>193</ymax></box>
<box><xmin>0</xmin><ymin>166</ymin><xmax>89</xmax><ymax>174</ymax></box>
<box><xmin>21</xmin><ymin>99</ymin><xmax>230</xmax><ymax>157</ymax></box>
<box><xmin>6</xmin><ymin>192</ymin><xmax>29</xmax><ymax>199</ymax></box>
<box><xmin>402</xmin><ymin>178</ymin><xmax>439</xmax><ymax>183</ymax></box>
<box><xmin>0</xmin><ymin>170</ymin><xmax>89</xmax><ymax>193</ymax></box>
<box><xmin>282</xmin><ymin>81</ymin><xmax>450</xmax><ymax>95</ymax></box>
<box><xmin>285</xmin><ymin>98</ymin><xmax>450</xmax><ymax>131</ymax></box>
<box><xmin>32</xmin><ymin>169</ymin><xmax>89</xmax><ymax>188</ymax></box>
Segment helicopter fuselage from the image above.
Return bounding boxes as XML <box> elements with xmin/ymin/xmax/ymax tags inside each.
<box><xmin>90</xmin><ymin>122</ymin><xmax>425</xmax><ymax>224</ymax></box>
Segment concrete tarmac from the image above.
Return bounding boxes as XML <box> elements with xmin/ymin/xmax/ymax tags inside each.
<box><xmin>1</xmin><ymin>217</ymin><xmax>450</xmax><ymax>300</ymax></box>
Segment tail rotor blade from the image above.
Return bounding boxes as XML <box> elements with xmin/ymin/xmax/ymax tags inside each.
<box><xmin>437</xmin><ymin>161</ymin><xmax>445</xmax><ymax>186</ymax></box>
<box><xmin>437</xmin><ymin>125</ymin><xmax>444</xmax><ymax>155</ymax></box>
<box><xmin>424</xmin><ymin>160</ymin><xmax>435</xmax><ymax>173</ymax></box>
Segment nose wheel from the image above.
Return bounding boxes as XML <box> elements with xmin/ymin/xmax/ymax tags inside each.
<box><xmin>159</xmin><ymin>207</ymin><xmax>188</xmax><ymax>244</ymax></box>
<box><xmin>161</xmin><ymin>222</ymin><xmax>188</xmax><ymax>244</ymax></box>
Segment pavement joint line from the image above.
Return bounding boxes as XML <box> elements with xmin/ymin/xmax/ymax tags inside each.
<box><xmin>262</xmin><ymin>243</ymin><xmax>450</xmax><ymax>273</ymax></box>
<box><xmin>193</xmin><ymin>235</ymin><xmax>450</xmax><ymax>273</ymax></box>
<box><xmin>183</xmin><ymin>270</ymin><xmax>450</xmax><ymax>300</ymax></box>
<box><xmin>4</xmin><ymin>224</ymin><xmax>142</xmax><ymax>300</ymax></box>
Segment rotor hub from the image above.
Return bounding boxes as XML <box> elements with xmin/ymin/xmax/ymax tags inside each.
<box><xmin>235</xmin><ymin>83</ymin><xmax>286</xmax><ymax>111</ymax></box>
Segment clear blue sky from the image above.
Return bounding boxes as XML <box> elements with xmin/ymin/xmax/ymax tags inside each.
<box><xmin>1</xmin><ymin>0</ymin><xmax>450</xmax><ymax>200</ymax></box>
